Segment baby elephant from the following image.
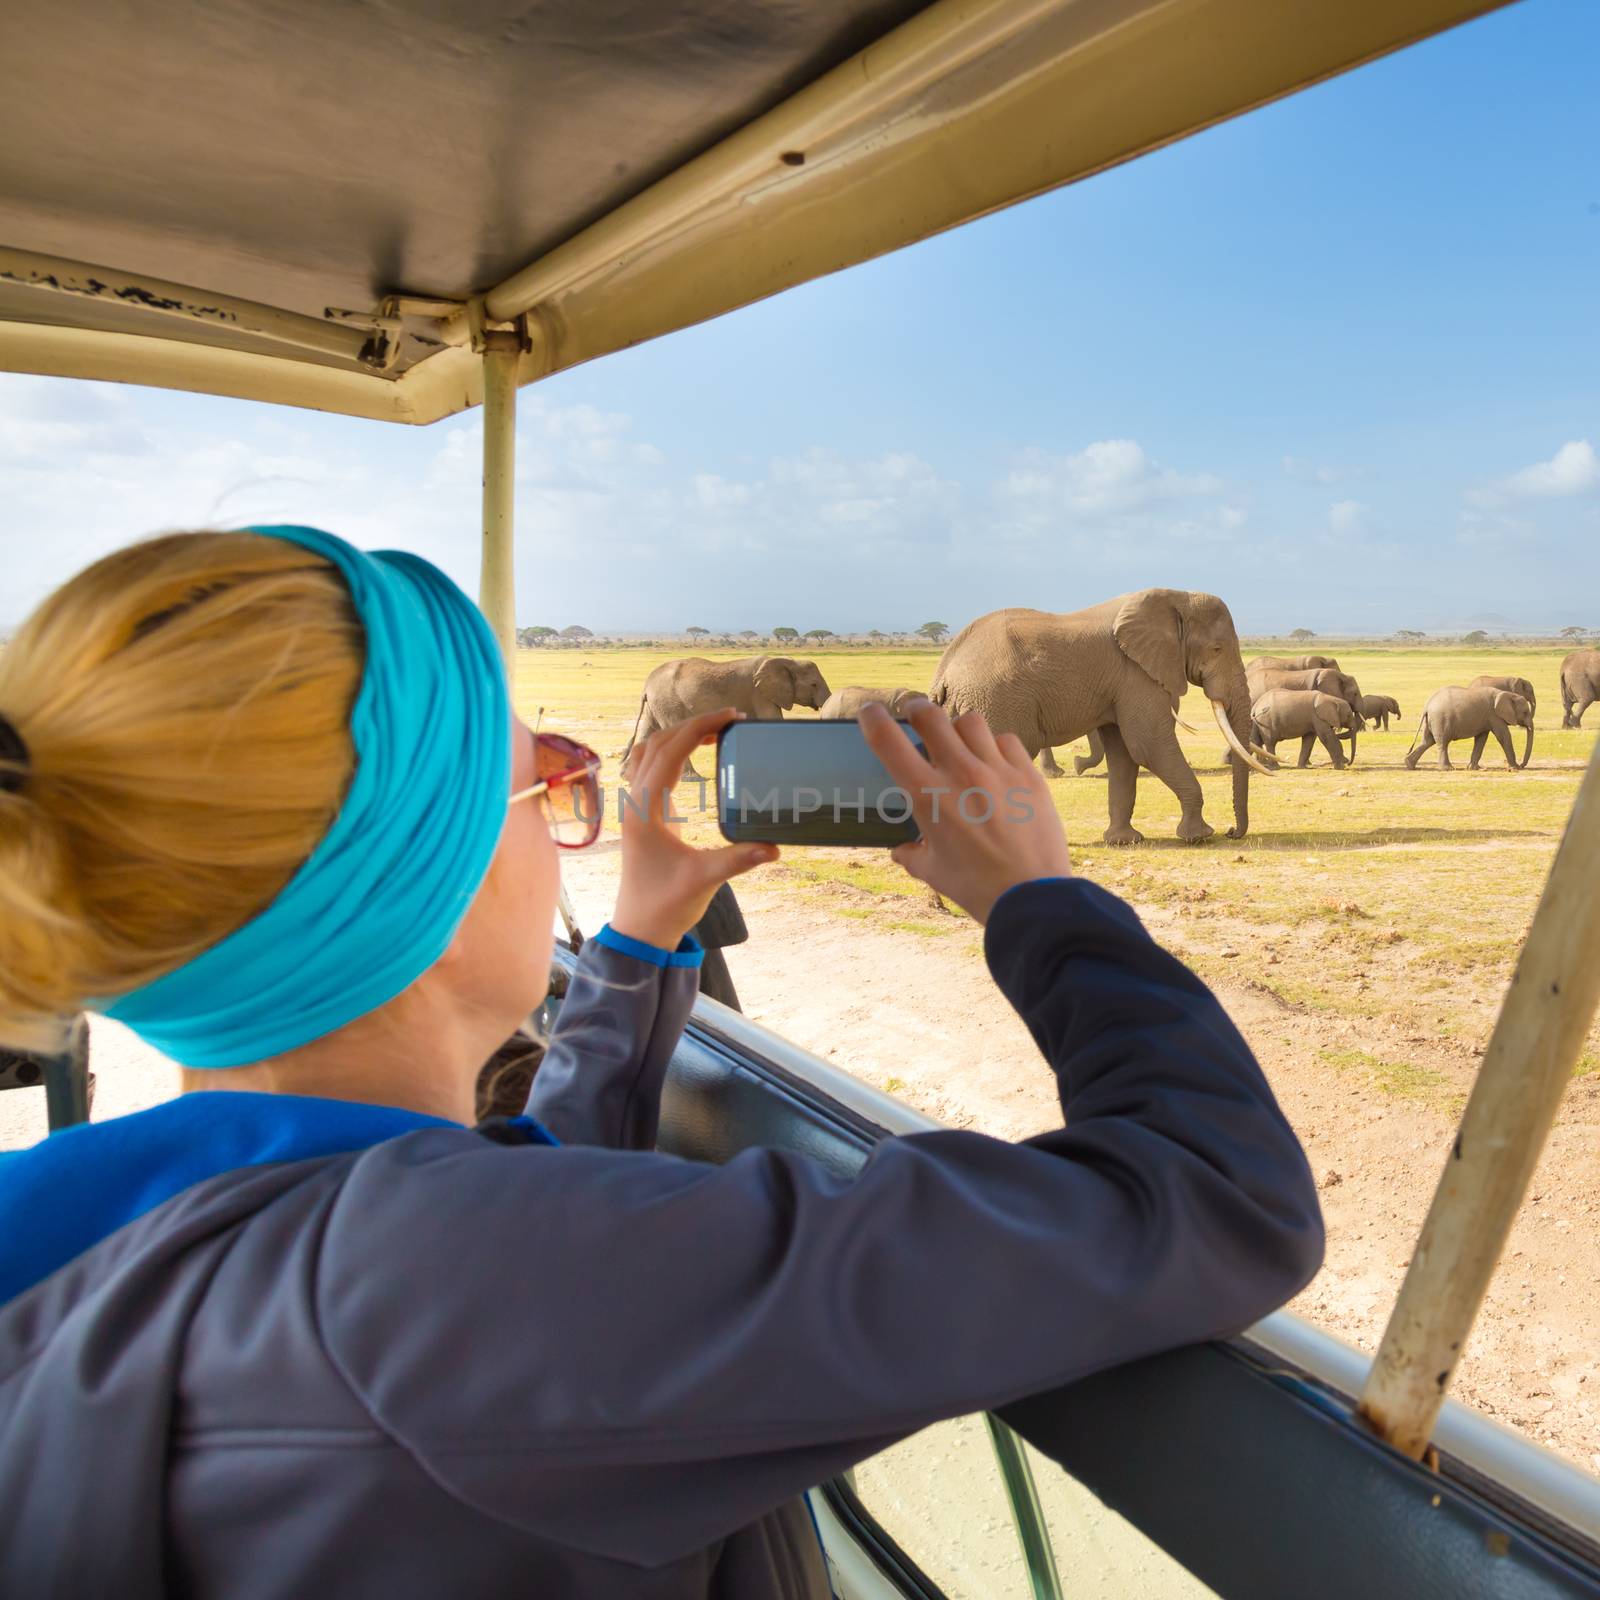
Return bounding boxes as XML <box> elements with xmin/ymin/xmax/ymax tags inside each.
<box><xmin>1251</xmin><ymin>689</ymin><xmax>1358</xmax><ymax>769</ymax></box>
<box><xmin>1406</xmin><ymin>687</ymin><xmax>1533</xmax><ymax>770</ymax></box>
<box><xmin>1356</xmin><ymin>693</ymin><xmax>1401</xmax><ymax>730</ymax></box>
<box><xmin>817</xmin><ymin>685</ymin><xmax>921</xmax><ymax>719</ymax></box>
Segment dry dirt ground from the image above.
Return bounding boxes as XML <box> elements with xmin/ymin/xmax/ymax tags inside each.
<box><xmin>559</xmin><ymin>845</ymin><xmax>1600</xmax><ymax>1481</ymax></box>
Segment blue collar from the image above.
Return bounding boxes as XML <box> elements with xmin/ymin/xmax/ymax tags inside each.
<box><xmin>0</xmin><ymin>1093</ymin><xmax>554</xmax><ymax>1303</ymax></box>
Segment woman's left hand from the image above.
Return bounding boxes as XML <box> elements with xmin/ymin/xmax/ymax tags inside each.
<box><xmin>609</xmin><ymin>709</ymin><xmax>778</xmax><ymax>951</ymax></box>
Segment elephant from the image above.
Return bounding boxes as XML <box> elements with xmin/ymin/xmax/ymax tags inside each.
<box><xmin>621</xmin><ymin>655</ymin><xmax>831</xmax><ymax>777</ymax></box>
<box><xmin>1405</xmin><ymin>687</ymin><xmax>1533</xmax><ymax>770</ymax></box>
<box><xmin>1250</xmin><ymin>689</ymin><xmax>1358</xmax><ymax>768</ymax></box>
<box><xmin>1245</xmin><ymin>665</ymin><xmax>1366</xmax><ymax>727</ymax></box>
<box><xmin>1468</xmin><ymin>675</ymin><xmax>1536</xmax><ymax>719</ymax></box>
<box><xmin>817</xmin><ymin>685</ymin><xmax>921</xmax><ymax>719</ymax></box>
<box><xmin>1560</xmin><ymin>650</ymin><xmax>1600</xmax><ymax>728</ymax></box>
<box><xmin>928</xmin><ymin>589</ymin><xmax>1274</xmax><ymax>846</ymax></box>
<box><xmin>1355</xmin><ymin>693</ymin><xmax>1401</xmax><ymax>730</ymax></box>
<box><xmin>1247</xmin><ymin>655</ymin><xmax>1340</xmax><ymax>673</ymax></box>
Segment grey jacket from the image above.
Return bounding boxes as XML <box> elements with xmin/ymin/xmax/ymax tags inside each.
<box><xmin>0</xmin><ymin>878</ymin><xmax>1323</xmax><ymax>1597</ymax></box>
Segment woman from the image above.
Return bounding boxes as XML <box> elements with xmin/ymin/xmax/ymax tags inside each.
<box><xmin>0</xmin><ymin>526</ymin><xmax>1322</xmax><ymax>1598</ymax></box>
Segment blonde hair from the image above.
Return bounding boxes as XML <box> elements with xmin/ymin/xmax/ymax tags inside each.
<box><xmin>0</xmin><ymin>531</ymin><xmax>363</xmax><ymax>1053</ymax></box>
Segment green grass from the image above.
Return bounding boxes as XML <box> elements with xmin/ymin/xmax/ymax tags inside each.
<box><xmin>1320</xmin><ymin>1046</ymin><xmax>1451</xmax><ymax>1104</ymax></box>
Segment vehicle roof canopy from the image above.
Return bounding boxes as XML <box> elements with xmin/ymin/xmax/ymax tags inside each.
<box><xmin>2</xmin><ymin>0</ymin><xmax>1504</xmax><ymax>424</ymax></box>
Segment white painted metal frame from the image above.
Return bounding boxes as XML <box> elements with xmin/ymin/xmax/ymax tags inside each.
<box><xmin>686</xmin><ymin>997</ymin><xmax>1600</xmax><ymax>1544</ymax></box>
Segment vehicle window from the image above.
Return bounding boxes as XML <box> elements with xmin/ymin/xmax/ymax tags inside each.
<box><xmin>1022</xmin><ymin>1440</ymin><xmax>1218</xmax><ymax>1599</ymax></box>
<box><xmin>847</xmin><ymin>1414</ymin><xmax>1031</xmax><ymax>1598</ymax></box>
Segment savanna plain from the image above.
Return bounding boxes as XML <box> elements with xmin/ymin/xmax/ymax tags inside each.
<box><xmin>527</xmin><ymin>642</ymin><xmax>1600</xmax><ymax>1477</ymax></box>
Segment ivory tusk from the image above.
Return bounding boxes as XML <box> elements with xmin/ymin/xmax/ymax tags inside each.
<box><xmin>1213</xmin><ymin>699</ymin><xmax>1274</xmax><ymax>776</ymax></box>
<box><xmin>1170</xmin><ymin>706</ymin><xmax>1200</xmax><ymax>735</ymax></box>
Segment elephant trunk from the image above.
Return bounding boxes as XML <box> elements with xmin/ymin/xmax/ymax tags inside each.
<box><xmin>1347</xmin><ymin>726</ymin><xmax>1357</xmax><ymax>765</ymax></box>
<box><xmin>1229</xmin><ymin>712</ymin><xmax>1251</xmax><ymax>838</ymax></box>
<box><xmin>1520</xmin><ymin>722</ymin><xmax>1534</xmax><ymax>769</ymax></box>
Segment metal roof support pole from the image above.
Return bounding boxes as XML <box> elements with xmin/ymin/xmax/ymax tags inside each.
<box><xmin>476</xmin><ymin>324</ymin><xmax>584</xmax><ymax>950</ymax></box>
<box><xmin>1360</xmin><ymin>739</ymin><xmax>1600</xmax><ymax>1460</ymax></box>
<box><xmin>479</xmin><ymin>332</ymin><xmax>520</xmax><ymax>668</ymax></box>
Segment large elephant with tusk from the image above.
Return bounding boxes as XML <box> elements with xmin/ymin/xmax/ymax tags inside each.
<box><xmin>929</xmin><ymin>589</ymin><xmax>1274</xmax><ymax>845</ymax></box>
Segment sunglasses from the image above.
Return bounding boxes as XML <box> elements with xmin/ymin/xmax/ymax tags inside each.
<box><xmin>508</xmin><ymin>730</ymin><xmax>603</xmax><ymax>849</ymax></box>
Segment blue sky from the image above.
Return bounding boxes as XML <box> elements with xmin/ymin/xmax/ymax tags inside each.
<box><xmin>4</xmin><ymin>0</ymin><xmax>1597</xmax><ymax>635</ymax></box>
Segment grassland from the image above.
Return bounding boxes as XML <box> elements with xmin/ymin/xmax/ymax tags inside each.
<box><xmin>513</xmin><ymin>643</ymin><xmax>1598</xmax><ymax>1106</ymax></box>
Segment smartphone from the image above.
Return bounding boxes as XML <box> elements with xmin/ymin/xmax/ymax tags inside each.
<box><xmin>716</xmin><ymin>719</ymin><xmax>926</xmax><ymax>847</ymax></box>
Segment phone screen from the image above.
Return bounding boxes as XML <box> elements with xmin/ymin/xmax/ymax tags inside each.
<box><xmin>716</xmin><ymin>720</ymin><xmax>924</xmax><ymax>847</ymax></box>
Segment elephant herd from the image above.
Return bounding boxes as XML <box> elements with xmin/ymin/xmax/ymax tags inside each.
<box><xmin>620</xmin><ymin>613</ymin><xmax>1600</xmax><ymax>849</ymax></box>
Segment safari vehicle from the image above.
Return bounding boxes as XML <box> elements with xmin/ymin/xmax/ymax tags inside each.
<box><xmin>4</xmin><ymin>0</ymin><xmax>1600</xmax><ymax>1594</ymax></box>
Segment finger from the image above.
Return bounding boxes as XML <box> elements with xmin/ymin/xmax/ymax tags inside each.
<box><xmin>902</xmin><ymin>696</ymin><xmax>973</xmax><ymax>774</ymax></box>
<box><xmin>858</xmin><ymin>701</ymin><xmax>936</xmax><ymax>793</ymax></box>
<box><xmin>696</xmin><ymin>841</ymin><xmax>780</xmax><ymax>883</ymax></box>
<box><xmin>952</xmin><ymin>709</ymin><xmax>1003</xmax><ymax>765</ymax></box>
<box><xmin>636</xmin><ymin>708</ymin><xmax>740</xmax><ymax>793</ymax></box>
<box><xmin>995</xmin><ymin>731</ymin><xmax>1035</xmax><ymax>771</ymax></box>
<box><xmin>889</xmin><ymin>838</ymin><xmax>932</xmax><ymax>883</ymax></box>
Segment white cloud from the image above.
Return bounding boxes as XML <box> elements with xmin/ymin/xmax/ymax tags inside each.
<box><xmin>1001</xmin><ymin>438</ymin><xmax>1223</xmax><ymax>516</ymax></box>
<box><xmin>1467</xmin><ymin>439</ymin><xmax>1600</xmax><ymax>507</ymax></box>
<box><xmin>1329</xmin><ymin>499</ymin><xmax>1368</xmax><ymax>533</ymax></box>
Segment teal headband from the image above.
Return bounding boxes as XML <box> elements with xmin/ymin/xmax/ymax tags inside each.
<box><xmin>104</xmin><ymin>526</ymin><xmax>511</xmax><ymax>1067</ymax></box>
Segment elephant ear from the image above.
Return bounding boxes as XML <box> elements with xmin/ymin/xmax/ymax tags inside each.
<box><xmin>1112</xmin><ymin>589</ymin><xmax>1188</xmax><ymax>705</ymax></box>
<box><xmin>754</xmin><ymin>656</ymin><xmax>798</xmax><ymax>709</ymax></box>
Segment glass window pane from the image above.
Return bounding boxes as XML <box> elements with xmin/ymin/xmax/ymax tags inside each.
<box><xmin>1024</xmin><ymin>1441</ymin><xmax>1219</xmax><ymax>1598</ymax></box>
<box><xmin>849</xmin><ymin>1414</ymin><xmax>1032</xmax><ymax>1598</ymax></box>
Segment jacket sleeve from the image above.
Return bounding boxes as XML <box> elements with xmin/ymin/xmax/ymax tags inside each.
<box><xmin>524</xmin><ymin>925</ymin><xmax>702</xmax><ymax>1150</ymax></box>
<box><xmin>317</xmin><ymin>878</ymin><xmax>1323</xmax><ymax>1569</ymax></box>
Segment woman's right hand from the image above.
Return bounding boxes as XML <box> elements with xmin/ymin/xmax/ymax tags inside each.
<box><xmin>858</xmin><ymin>699</ymin><xmax>1072</xmax><ymax>924</ymax></box>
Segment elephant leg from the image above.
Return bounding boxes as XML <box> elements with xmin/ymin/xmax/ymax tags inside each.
<box><xmin>1038</xmin><ymin>746</ymin><xmax>1065</xmax><ymax>778</ymax></box>
<box><xmin>1491</xmin><ymin>723</ymin><xmax>1518</xmax><ymax>768</ymax></box>
<box><xmin>1100</xmin><ymin>724</ymin><xmax>1145</xmax><ymax>846</ymax></box>
<box><xmin>1126</xmin><ymin>722</ymin><xmax>1212</xmax><ymax>843</ymax></box>
<box><xmin>1297</xmin><ymin>733</ymin><xmax>1314</xmax><ymax>768</ymax></box>
<box><xmin>1405</xmin><ymin>722</ymin><xmax>1434</xmax><ymax>769</ymax></box>
<box><xmin>1319</xmin><ymin>728</ymin><xmax>1346</xmax><ymax>768</ymax></box>
<box><xmin>1438</xmin><ymin>738</ymin><xmax>1453</xmax><ymax>770</ymax></box>
<box><xmin>1073</xmin><ymin>728</ymin><xmax>1106</xmax><ymax>777</ymax></box>
<box><xmin>1468</xmin><ymin>731</ymin><xmax>1489</xmax><ymax>769</ymax></box>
